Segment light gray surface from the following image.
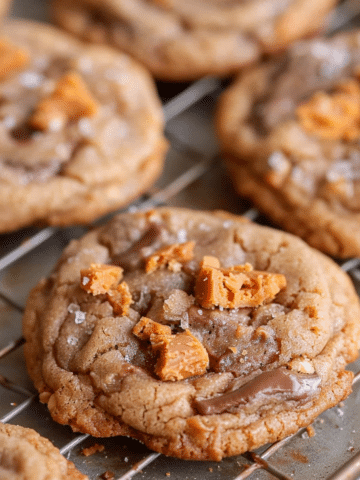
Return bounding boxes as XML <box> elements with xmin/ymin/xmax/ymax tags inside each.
<box><xmin>1</xmin><ymin>2</ymin><xmax>360</xmax><ymax>480</ymax></box>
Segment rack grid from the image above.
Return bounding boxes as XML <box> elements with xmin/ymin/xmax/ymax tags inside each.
<box><xmin>2</xmin><ymin>2</ymin><xmax>360</xmax><ymax>479</ymax></box>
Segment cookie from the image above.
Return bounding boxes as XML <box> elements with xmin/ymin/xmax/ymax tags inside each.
<box><xmin>217</xmin><ymin>30</ymin><xmax>360</xmax><ymax>258</ymax></box>
<box><xmin>23</xmin><ymin>207</ymin><xmax>360</xmax><ymax>461</ymax></box>
<box><xmin>51</xmin><ymin>0</ymin><xmax>337</xmax><ymax>81</ymax></box>
<box><xmin>0</xmin><ymin>20</ymin><xmax>167</xmax><ymax>233</ymax></box>
<box><xmin>0</xmin><ymin>422</ymin><xmax>88</xmax><ymax>479</ymax></box>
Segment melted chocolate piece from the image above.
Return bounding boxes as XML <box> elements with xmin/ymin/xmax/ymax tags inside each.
<box><xmin>113</xmin><ymin>223</ymin><xmax>167</xmax><ymax>271</ymax></box>
<box><xmin>195</xmin><ymin>367</ymin><xmax>321</xmax><ymax>415</ymax></box>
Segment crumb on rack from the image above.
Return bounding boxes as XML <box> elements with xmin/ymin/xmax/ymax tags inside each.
<box><xmin>81</xmin><ymin>443</ymin><xmax>105</xmax><ymax>456</ymax></box>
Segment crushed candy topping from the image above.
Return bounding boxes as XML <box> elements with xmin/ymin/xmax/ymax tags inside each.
<box><xmin>80</xmin><ymin>264</ymin><xmax>123</xmax><ymax>296</ymax></box>
<box><xmin>106</xmin><ymin>281</ymin><xmax>133</xmax><ymax>316</ymax></box>
<box><xmin>297</xmin><ymin>78</ymin><xmax>360</xmax><ymax>141</ymax></box>
<box><xmin>30</xmin><ymin>71</ymin><xmax>99</xmax><ymax>131</ymax></box>
<box><xmin>195</xmin><ymin>257</ymin><xmax>286</xmax><ymax>309</ymax></box>
<box><xmin>133</xmin><ymin>317</ymin><xmax>209</xmax><ymax>381</ymax></box>
<box><xmin>145</xmin><ymin>241</ymin><xmax>195</xmax><ymax>273</ymax></box>
<box><xmin>0</xmin><ymin>38</ymin><xmax>29</xmax><ymax>79</ymax></box>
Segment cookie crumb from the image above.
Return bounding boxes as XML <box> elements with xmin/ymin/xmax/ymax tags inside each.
<box><xmin>166</xmin><ymin>473</ymin><xmax>171</xmax><ymax>477</ymax></box>
<box><xmin>100</xmin><ymin>471</ymin><xmax>115</xmax><ymax>479</ymax></box>
<box><xmin>81</xmin><ymin>443</ymin><xmax>105</xmax><ymax>456</ymax></box>
<box><xmin>209</xmin><ymin>467</ymin><xmax>213</xmax><ymax>472</ymax></box>
<box><xmin>306</xmin><ymin>426</ymin><xmax>315</xmax><ymax>437</ymax></box>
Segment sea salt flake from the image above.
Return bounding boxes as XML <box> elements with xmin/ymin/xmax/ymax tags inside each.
<box><xmin>19</xmin><ymin>71</ymin><xmax>44</xmax><ymax>89</ymax></box>
<box><xmin>78</xmin><ymin>56</ymin><xmax>93</xmax><ymax>73</ymax></box>
<box><xmin>48</xmin><ymin>118</ymin><xmax>63</xmax><ymax>132</ymax></box>
<box><xmin>177</xmin><ymin>229</ymin><xmax>187</xmax><ymax>243</ymax></box>
<box><xmin>67</xmin><ymin>336</ymin><xmax>78</xmax><ymax>346</ymax></box>
<box><xmin>75</xmin><ymin>311</ymin><xmax>86</xmax><ymax>324</ymax></box>
<box><xmin>78</xmin><ymin>118</ymin><xmax>94</xmax><ymax>138</ymax></box>
<box><xmin>82</xmin><ymin>277</ymin><xmax>90</xmax><ymax>285</ymax></box>
<box><xmin>3</xmin><ymin>116</ymin><xmax>16</xmax><ymax>129</ymax></box>
<box><xmin>198</xmin><ymin>310</ymin><xmax>203</xmax><ymax>316</ymax></box>
<box><xmin>267</xmin><ymin>151</ymin><xmax>289</xmax><ymax>172</ymax></box>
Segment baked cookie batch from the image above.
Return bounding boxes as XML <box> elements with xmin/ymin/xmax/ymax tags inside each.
<box><xmin>0</xmin><ymin>0</ymin><xmax>360</xmax><ymax>473</ymax></box>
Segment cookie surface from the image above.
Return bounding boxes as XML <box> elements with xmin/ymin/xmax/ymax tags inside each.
<box><xmin>52</xmin><ymin>0</ymin><xmax>337</xmax><ymax>81</ymax></box>
<box><xmin>0</xmin><ymin>20</ymin><xmax>167</xmax><ymax>233</ymax></box>
<box><xmin>23</xmin><ymin>207</ymin><xmax>360</xmax><ymax>460</ymax></box>
<box><xmin>0</xmin><ymin>422</ymin><xmax>88</xmax><ymax>479</ymax></box>
<box><xmin>217</xmin><ymin>30</ymin><xmax>360</xmax><ymax>258</ymax></box>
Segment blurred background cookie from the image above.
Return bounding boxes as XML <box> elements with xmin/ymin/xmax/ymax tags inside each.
<box><xmin>52</xmin><ymin>0</ymin><xmax>338</xmax><ymax>81</ymax></box>
<box><xmin>217</xmin><ymin>30</ymin><xmax>360</xmax><ymax>258</ymax></box>
<box><xmin>0</xmin><ymin>422</ymin><xmax>88</xmax><ymax>479</ymax></box>
<box><xmin>0</xmin><ymin>20</ymin><xmax>167</xmax><ymax>233</ymax></box>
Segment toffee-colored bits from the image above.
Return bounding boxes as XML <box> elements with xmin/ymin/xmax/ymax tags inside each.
<box><xmin>0</xmin><ymin>37</ymin><xmax>29</xmax><ymax>79</ymax></box>
<box><xmin>145</xmin><ymin>241</ymin><xmax>195</xmax><ymax>273</ymax></box>
<box><xmin>195</xmin><ymin>256</ymin><xmax>286</xmax><ymax>309</ymax></box>
<box><xmin>297</xmin><ymin>79</ymin><xmax>360</xmax><ymax>141</ymax></box>
<box><xmin>133</xmin><ymin>317</ymin><xmax>209</xmax><ymax>381</ymax></box>
<box><xmin>106</xmin><ymin>281</ymin><xmax>133</xmax><ymax>316</ymax></box>
<box><xmin>80</xmin><ymin>264</ymin><xmax>123</xmax><ymax>295</ymax></box>
<box><xmin>133</xmin><ymin>316</ymin><xmax>172</xmax><ymax>339</ymax></box>
<box><xmin>30</xmin><ymin>71</ymin><xmax>99</xmax><ymax>131</ymax></box>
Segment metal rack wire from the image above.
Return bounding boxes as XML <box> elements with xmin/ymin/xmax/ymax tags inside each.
<box><xmin>2</xmin><ymin>2</ymin><xmax>360</xmax><ymax>479</ymax></box>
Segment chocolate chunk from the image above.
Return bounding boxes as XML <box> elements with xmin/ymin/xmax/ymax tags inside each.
<box><xmin>195</xmin><ymin>367</ymin><xmax>321</xmax><ymax>415</ymax></box>
<box><xmin>113</xmin><ymin>223</ymin><xmax>167</xmax><ymax>271</ymax></box>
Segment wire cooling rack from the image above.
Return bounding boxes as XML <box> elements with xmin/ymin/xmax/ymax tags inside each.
<box><xmin>2</xmin><ymin>1</ymin><xmax>360</xmax><ymax>480</ymax></box>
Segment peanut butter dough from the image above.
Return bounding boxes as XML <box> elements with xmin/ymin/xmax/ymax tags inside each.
<box><xmin>23</xmin><ymin>207</ymin><xmax>360</xmax><ymax>460</ymax></box>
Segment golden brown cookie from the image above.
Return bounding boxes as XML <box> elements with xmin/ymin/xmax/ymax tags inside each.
<box><xmin>0</xmin><ymin>20</ymin><xmax>167</xmax><ymax>233</ymax></box>
<box><xmin>217</xmin><ymin>30</ymin><xmax>360</xmax><ymax>258</ymax></box>
<box><xmin>52</xmin><ymin>0</ymin><xmax>337</xmax><ymax>81</ymax></box>
<box><xmin>0</xmin><ymin>422</ymin><xmax>88</xmax><ymax>479</ymax></box>
<box><xmin>23</xmin><ymin>207</ymin><xmax>360</xmax><ymax>460</ymax></box>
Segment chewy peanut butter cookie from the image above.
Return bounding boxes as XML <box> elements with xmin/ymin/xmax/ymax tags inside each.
<box><xmin>23</xmin><ymin>207</ymin><xmax>360</xmax><ymax>460</ymax></box>
<box><xmin>0</xmin><ymin>422</ymin><xmax>88</xmax><ymax>479</ymax></box>
<box><xmin>52</xmin><ymin>0</ymin><xmax>337</xmax><ymax>81</ymax></box>
<box><xmin>217</xmin><ymin>31</ymin><xmax>360</xmax><ymax>258</ymax></box>
<box><xmin>0</xmin><ymin>20</ymin><xmax>167</xmax><ymax>233</ymax></box>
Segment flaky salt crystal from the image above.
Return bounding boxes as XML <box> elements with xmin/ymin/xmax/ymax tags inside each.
<box><xmin>75</xmin><ymin>311</ymin><xmax>86</xmax><ymax>324</ymax></box>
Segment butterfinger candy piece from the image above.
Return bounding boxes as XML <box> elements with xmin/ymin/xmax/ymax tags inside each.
<box><xmin>145</xmin><ymin>241</ymin><xmax>195</xmax><ymax>273</ymax></box>
<box><xmin>296</xmin><ymin>79</ymin><xmax>360</xmax><ymax>141</ymax></box>
<box><xmin>133</xmin><ymin>317</ymin><xmax>209</xmax><ymax>381</ymax></box>
<box><xmin>132</xmin><ymin>316</ymin><xmax>172</xmax><ymax>340</ymax></box>
<box><xmin>80</xmin><ymin>263</ymin><xmax>123</xmax><ymax>295</ymax></box>
<box><xmin>30</xmin><ymin>71</ymin><xmax>99</xmax><ymax>130</ymax></box>
<box><xmin>0</xmin><ymin>37</ymin><xmax>29</xmax><ymax>79</ymax></box>
<box><xmin>195</xmin><ymin>258</ymin><xmax>286</xmax><ymax>309</ymax></box>
<box><xmin>106</xmin><ymin>281</ymin><xmax>133</xmax><ymax>316</ymax></box>
<box><xmin>153</xmin><ymin>329</ymin><xmax>209</xmax><ymax>382</ymax></box>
